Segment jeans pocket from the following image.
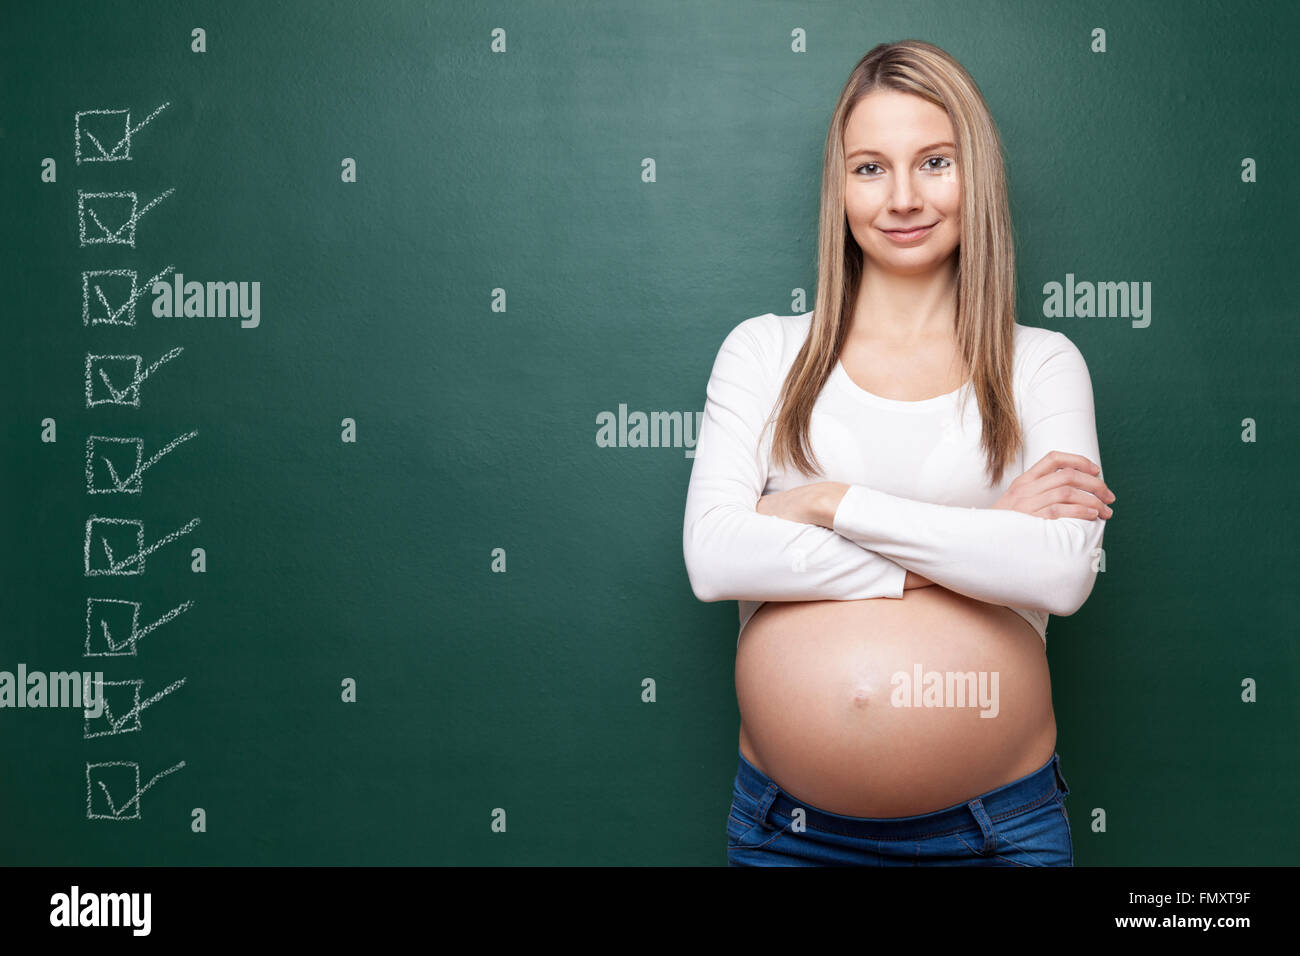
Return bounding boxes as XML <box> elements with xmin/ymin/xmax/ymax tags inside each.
<box><xmin>726</xmin><ymin>803</ymin><xmax>759</xmax><ymax>849</ymax></box>
<box><xmin>989</xmin><ymin>796</ymin><xmax>1073</xmax><ymax>867</ymax></box>
<box><xmin>726</xmin><ymin>788</ymin><xmax>765</xmax><ymax>848</ymax></box>
<box><xmin>727</xmin><ymin>779</ymin><xmax>784</xmax><ymax>850</ymax></box>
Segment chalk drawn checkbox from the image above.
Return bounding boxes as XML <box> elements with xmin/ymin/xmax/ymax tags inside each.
<box><xmin>75</xmin><ymin>109</ymin><xmax>130</xmax><ymax>162</ymax></box>
<box><xmin>84</xmin><ymin>677</ymin><xmax>184</xmax><ymax>740</ymax></box>
<box><xmin>77</xmin><ymin>188</ymin><xmax>174</xmax><ymax>248</ymax></box>
<box><xmin>84</xmin><ymin>597</ymin><xmax>193</xmax><ymax>659</ymax></box>
<box><xmin>83</xmin><ymin>514</ymin><xmax>201</xmax><ymax>577</ymax></box>
<box><xmin>82</xmin><ymin>270</ymin><xmax>138</xmax><ymax>326</ymax></box>
<box><xmin>86</xmin><ymin>759</ymin><xmax>185</xmax><ymax>822</ymax></box>
<box><xmin>85</xmin><ymin>598</ymin><xmax>141</xmax><ymax>657</ymax></box>
<box><xmin>86</xmin><ymin>761</ymin><xmax>141</xmax><ymax>820</ymax></box>
<box><xmin>86</xmin><ymin>436</ymin><xmax>144</xmax><ymax>494</ymax></box>
<box><xmin>85</xmin><ymin>429</ymin><xmax>197</xmax><ymax>495</ymax></box>
<box><xmin>85</xmin><ymin>347</ymin><xmax>183</xmax><ymax>409</ymax></box>
<box><xmin>84</xmin><ymin>517</ymin><xmax>145</xmax><ymax>576</ymax></box>
<box><xmin>74</xmin><ymin>103</ymin><xmax>168</xmax><ymax>164</ymax></box>
<box><xmin>78</xmin><ymin>192</ymin><xmax>138</xmax><ymax>246</ymax></box>
<box><xmin>82</xmin><ymin>265</ymin><xmax>175</xmax><ymax>327</ymax></box>
<box><xmin>84</xmin><ymin>679</ymin><xmax>143</xmax><ymax>739</ymax></box>
<box><xmin>85</xmin><ymin>354</ymin><xmax>142</xmax><ymax>407</ymax></box>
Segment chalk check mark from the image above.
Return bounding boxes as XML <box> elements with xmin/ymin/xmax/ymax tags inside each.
<box><xmin>95</xmin><ymin>346</ymin><xmax>184</xmax><ymax>404</ymax></box>
<box><xmin>102</xmin><ymin>429</ymin><xmax>198</xmax><ymax>491</ymax></box>
<box><xmin>97</xmin><ymin>760</ymin><xmax>185</xmax><ymax>818</ymax></box>
<box><xmin>92</xmin><ymin>677</ymin><xmax>186</xmax><ymax>734</ymax></box>
<box><xmin>84</xmin><ymin>187</ymin><xmax>175</xmax><ymax>243</ymax></box>
<box><xmin>98</xmin><ymin>516</ymin><xmax>201</xmax><ymax>574</ymax></box>
<box><xmin>82</xmin><ymin>102</ymin><xmax>169</xmax><ymax>160</ymax></box>
<box><xmin>98</xmin><ymin>600</ymin><xmax>193</xmax><ymax>653</ymax></box>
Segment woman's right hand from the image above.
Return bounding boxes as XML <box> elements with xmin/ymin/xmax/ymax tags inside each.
<box><xmin>992</xmin><ymin>450</ymin><xmax>1115</xmax><ymax>520</ymax></box>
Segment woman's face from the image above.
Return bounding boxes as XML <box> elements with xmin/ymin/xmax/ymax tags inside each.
<box><xmin>842</xmin><ymin>89</ymin><xmax>961</xmax><ymax>276</ymax></box>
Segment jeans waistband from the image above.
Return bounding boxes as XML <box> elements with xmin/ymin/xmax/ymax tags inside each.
<box><xmin>734</xmin><ymin>747</ymin><xmax>1070</xmax><ymax>840</ymax></box>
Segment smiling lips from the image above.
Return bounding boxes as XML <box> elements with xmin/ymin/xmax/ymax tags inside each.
<box><xmin>880</xmin><ymin>223</ymin><xmax>937</xmax><ymax>243</ymax></box>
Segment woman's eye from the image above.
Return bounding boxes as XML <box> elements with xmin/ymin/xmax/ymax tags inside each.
<box><xmin>854</xmin><ymin>157</ymin><xmax>952</xmax><ymax>176</ymax></box>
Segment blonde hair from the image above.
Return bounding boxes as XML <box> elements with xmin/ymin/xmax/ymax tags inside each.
<box><xmin>768</xmin><ymin>39</ymin><xmax>1021</xmax><ymax>487</ymax></box>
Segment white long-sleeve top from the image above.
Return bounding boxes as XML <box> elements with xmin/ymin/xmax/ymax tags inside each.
<box><xmin>682</xmin><ymin>311</ymin><xmax>1106</xmax><ymax>646</ymax></box>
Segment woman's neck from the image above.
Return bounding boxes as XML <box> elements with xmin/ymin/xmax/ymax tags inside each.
<box><xmin>848</xmin><ymin>259</ymin><xmax>959</xmax><ymax>345</ymax></box>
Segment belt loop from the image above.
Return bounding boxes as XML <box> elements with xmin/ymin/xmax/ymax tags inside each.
<box><xmin>966</xmin><ymin>798</ymin><xmax>998</xmax><ymax>854</ymax></box>
<box><xmin>755</xmin><ymin>783</ymin><xmax>780</xmax><ymax>829</ymax></box>
<box><xmin>1052</xmin><ymin>753</ymin><xmax>1071</xmax><ymax>796</ymax></box>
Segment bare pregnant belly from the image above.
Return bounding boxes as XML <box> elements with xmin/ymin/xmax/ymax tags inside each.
<box><xmin>735</xmin><ymin>586</ymin><xmax>1057</xmax><ymax>818</ymax></box>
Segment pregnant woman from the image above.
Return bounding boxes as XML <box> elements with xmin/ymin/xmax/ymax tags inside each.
<box><xmin>682</xmin><ymin>40</ymin><xmax>1112</xmax><ymax>866</ymax></box>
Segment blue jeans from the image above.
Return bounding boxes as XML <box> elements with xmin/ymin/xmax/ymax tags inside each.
<box><xmin>727</xmin><ymin>747</ymin><xmax>1074</xmax><ymax>866</ymax></box>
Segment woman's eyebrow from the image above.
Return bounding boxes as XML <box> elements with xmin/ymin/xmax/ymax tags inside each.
<box><xmin>846</xmin><ymin>141</ymin><xmax>956</xmax><ymax>160</ymax></box>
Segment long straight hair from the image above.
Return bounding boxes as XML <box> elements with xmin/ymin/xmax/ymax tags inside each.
<box><xmin>767</xmin><ymin>40</ymin><xmax>1021</xmax><ymax>487</ymax></box>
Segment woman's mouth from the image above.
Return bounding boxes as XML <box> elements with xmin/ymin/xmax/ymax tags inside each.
<box><xmin>879</xmin><ymin>223</ymin><xmax>937</xmax><ymax>243</ymax></box>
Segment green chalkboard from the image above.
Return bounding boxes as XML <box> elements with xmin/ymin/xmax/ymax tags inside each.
<box><xmin>1</xmin><ymin>0</ymin><xmax>1296</xmax><ymax>866</ymax></box>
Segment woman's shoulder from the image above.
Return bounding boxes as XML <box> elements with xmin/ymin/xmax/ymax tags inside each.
<box><xmin>719</xmin><ymin>310</ymin><xmax>811</xmax><ymax>370</ymax></box>
<box><xmin>1011</xmin><ymin>323</ymin><xmax>1096</xmax><ymax>412</ymax></box>
<box><xmin>1012</xmin><ymin>320</ymin><xmax>1071</xmax><ymax>348</ymax></box>
<box><xmin>725</xmin><ymin>309</ymin><xmax>810</xmax><ymax>339</ymax></box>
<box><xmin>1013</xmin><ymin>323</ymin><xmax>1090</xmax><ymax>376</ymax></box>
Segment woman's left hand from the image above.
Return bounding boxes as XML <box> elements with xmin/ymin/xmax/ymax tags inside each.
<box><xmin>755</xmin><ymin>481</ymin><xmax>848</xmax><ymax>529</ymax></box>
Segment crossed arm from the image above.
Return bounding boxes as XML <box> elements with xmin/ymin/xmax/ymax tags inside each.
<box><xmin>681</xmin><ymin>316</ymin><xmax>1109</xmax><ymax>617</ymax></box>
